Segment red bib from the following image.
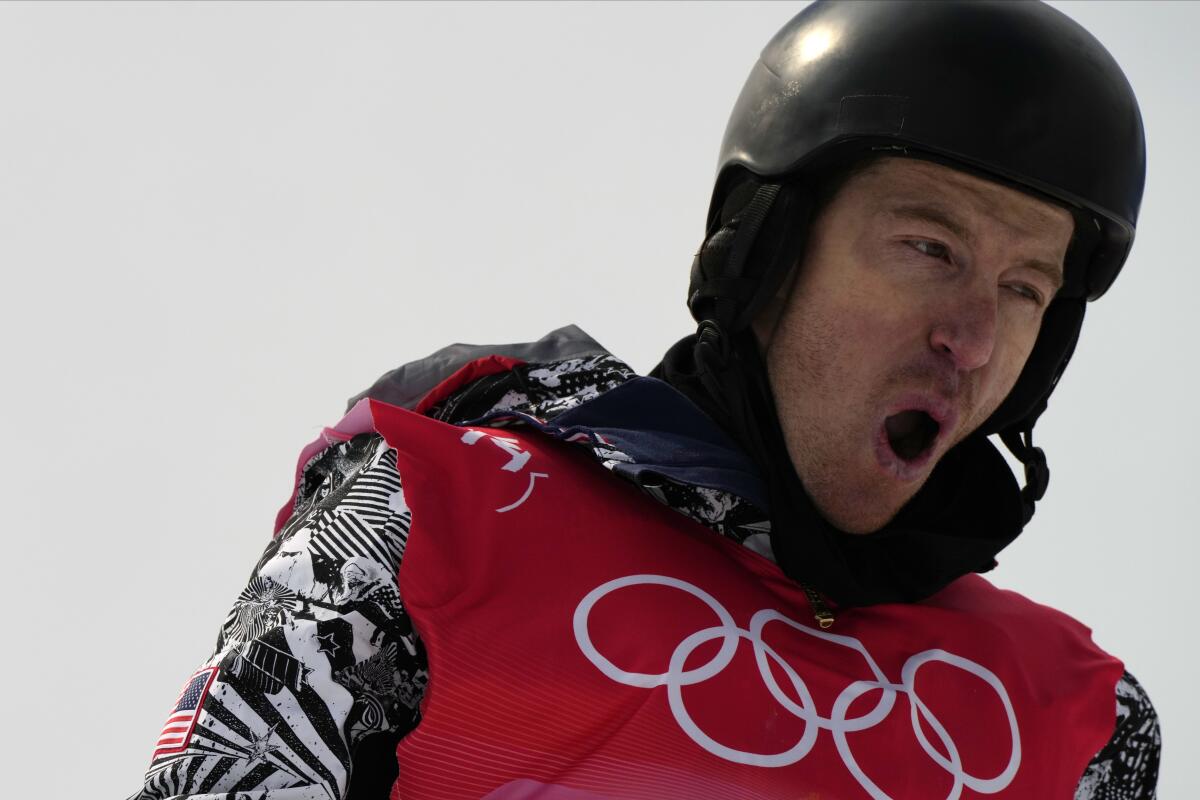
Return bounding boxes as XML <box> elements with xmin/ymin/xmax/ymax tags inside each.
<box><xmin>369</xmin><ymin>400</ymin><xmax>1120</xmax><ymax>800</ymax></box>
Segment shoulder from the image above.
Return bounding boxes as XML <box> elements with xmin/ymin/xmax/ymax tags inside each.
<box><xmin>938</xmin><ymin>575</ymin><xmax>1113</xmax><ymax>637</ymax></box>
<box><xmin>347</xmin><ymin>324</ymin><xmax>631</xmax><ymax>419</ymax></box>
<box><xmin>937</xmin><ymin>577</ymin><xmax>1161</xmax><ymax>797</ymax></box>
<box><xmin>274</xmin><ymin>326</ymin><xmax>637</xmax><ymax>532</ymax></box>
<box><xmin>358</xmin><ymin>326</ymin><xmax>641</xmax><ymax>435</ymax></box>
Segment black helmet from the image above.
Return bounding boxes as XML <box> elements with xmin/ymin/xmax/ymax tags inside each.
<box><xmin>687</xmin><ymin>0</ymin><xmax>1146</xmax><ymax>510</ymax></box>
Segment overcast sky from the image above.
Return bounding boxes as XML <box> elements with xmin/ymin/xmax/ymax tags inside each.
<box><xmin>0</xmin><ymin>2</ymin><xmax>1195</xmax><ymax>796</ymax></box>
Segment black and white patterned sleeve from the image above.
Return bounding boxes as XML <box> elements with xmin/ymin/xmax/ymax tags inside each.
<box><xmin>128</xmin><ymin>433</ymin><xmax>427</xmax><ymax>800</ymax></box>
<box><xmin>1075</xmin><ymin>670</ymin><xmax>1161</xmax><ymax>799</ymax></box>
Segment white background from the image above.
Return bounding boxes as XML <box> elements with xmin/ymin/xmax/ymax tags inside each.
<box><xmin>0</xmin><ymin>2</ymin><xmax>1194</xmax><ymax>796</ymax></box>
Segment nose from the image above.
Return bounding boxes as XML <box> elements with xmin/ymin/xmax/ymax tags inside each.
<box><xmin>929</xmin><ymin>292</ymin><xmax>997</xmax><ymax>372</ymax></box>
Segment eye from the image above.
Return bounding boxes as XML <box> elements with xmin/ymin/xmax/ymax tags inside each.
<box><xmin>907</xmin><ymin>239</ymin><xmax>952</xmax><ymax>262</ymax></box>
<box><xmin>1004</xmin><ymin>282</ymin><xmax>1045</xmax><ymax>306</ymax></box>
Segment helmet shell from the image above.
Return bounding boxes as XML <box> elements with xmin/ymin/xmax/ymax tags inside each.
<box><xmin>716</xmin><ymin>0</ymin><xmax>1146</xmax><ymax>299</ymax></box>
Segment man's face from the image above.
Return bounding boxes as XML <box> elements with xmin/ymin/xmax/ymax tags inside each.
<box><xmin>757</xmin><ymin>157</ymin><xmax>1074</xmax><ymax>533</ymax></box>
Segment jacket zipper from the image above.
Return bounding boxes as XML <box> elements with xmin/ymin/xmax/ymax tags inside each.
<box><xmin>801</xmin><ymin>584</ymin><xmax>836</xmax><ymax>629</ymax></box>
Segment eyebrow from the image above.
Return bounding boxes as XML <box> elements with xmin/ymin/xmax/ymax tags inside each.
<box><xmin>887</xmin><ymin>203</ymin><xmax>1065</xmax><ymax>292</ymax></box>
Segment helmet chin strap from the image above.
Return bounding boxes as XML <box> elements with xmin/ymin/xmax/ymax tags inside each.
<box><xmin>999</xmin><ymin>425</ymin><xmax>1050</xmax><ymax>524</ymax></box>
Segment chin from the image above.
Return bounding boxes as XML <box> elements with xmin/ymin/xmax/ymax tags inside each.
<box><xmin>829</xmin><ymin>509</ymin><xmax>897</xmax><ymax>536</ymax></box>
<box><xmin>815</xmin><ymin>482</ymin><xmax>920</xmax><ymax>535</ymax></box>
<box><xmin>789</xmin><ymin>439</ymin><xmax>928</xmax><ymax>534</ymax></box>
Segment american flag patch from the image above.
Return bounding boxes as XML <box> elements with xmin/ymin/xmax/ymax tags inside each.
<box><xmin>152</xmin><ymin>666</ymin><xmax>218</xmax><ymax>761</ymax></box>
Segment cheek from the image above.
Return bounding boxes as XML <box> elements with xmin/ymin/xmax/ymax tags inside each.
<box><xmin>777</xmin><ymin>292</ymin><xmax>861</xmax><ymax>378</ymax></box>
<box><xmin>983</xmin><ymin>317</ymin><xmax>1044</xmax><ymax>408</ymax></box>
<box><xmin>772</xmin><ymin>292</ymin><xmax>909</xmax><ymax>415</ymax></box>
<box><xmin>828</xmin><ymin>284</ymin><xmax>932</xmax><ymax>379</ymax></box>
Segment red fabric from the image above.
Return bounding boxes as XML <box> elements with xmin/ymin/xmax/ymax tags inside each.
<box><xmin>413</xmin><ymin>355</ymin><xmax>527</xmax><ymax>417</ymax></box>
<box><xmin>371</xmin><ymin>400</ymin><xmax>1121</xmax><ymax>800</ymax></box>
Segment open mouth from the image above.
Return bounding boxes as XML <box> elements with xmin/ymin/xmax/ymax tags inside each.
<box><xmin>884</xmin><ymin>409</ymin><xmax>941</xmax><ymax>463</ymax></box>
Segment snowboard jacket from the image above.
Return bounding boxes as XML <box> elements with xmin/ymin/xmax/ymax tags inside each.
<box><xmin>128</xmin><ymin>327</ymin><xmax>1160</xmax><ymax>800</ymax></box>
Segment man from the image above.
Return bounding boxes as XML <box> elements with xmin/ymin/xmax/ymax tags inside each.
<box><xmin>130</xmin><ymin>2</ymin><xmax>1159</xmax><ymax>798</ymax></box>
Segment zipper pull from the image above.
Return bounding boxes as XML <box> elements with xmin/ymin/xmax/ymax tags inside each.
<box><xmin>801</xmin><ymin>584</ymin><xmax>836</xmax><ymax>629</ymax></box>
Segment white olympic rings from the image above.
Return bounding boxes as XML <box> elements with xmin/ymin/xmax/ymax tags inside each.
<box><xmin>572</xmin><ymin>574</ymin><xmax>1021</xmax><ymax>800</ymax></box>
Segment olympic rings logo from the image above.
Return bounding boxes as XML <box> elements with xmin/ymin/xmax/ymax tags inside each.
<box><xmin>573</xmin><ymin>575</ymin><xmax>1021</xmax><ymax>800</ymax></box>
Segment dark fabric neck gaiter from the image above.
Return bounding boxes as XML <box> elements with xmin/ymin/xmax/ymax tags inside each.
<box><xmin>652</xmin><ymin>331</ymin><xmax>1026</xmax><ymax>608</ymax></box>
